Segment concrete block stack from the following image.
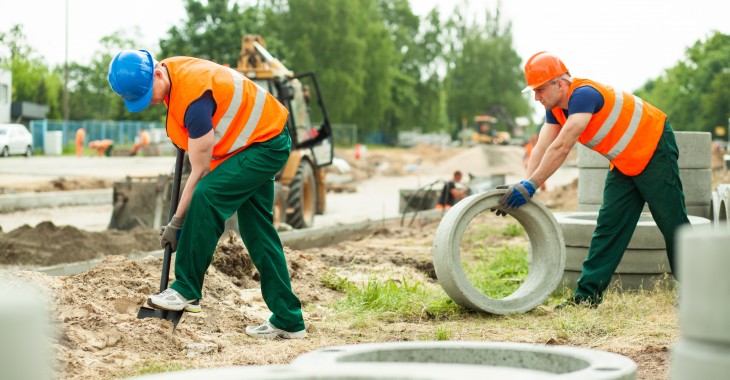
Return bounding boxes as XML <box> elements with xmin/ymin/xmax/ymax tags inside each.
<box><xmin>555</xmin><ymin>212</ymin><xmax>710</xmax><ymax>290</ymax></box>
<box><xmin>671</xmin><ymin>225</ymin><xmax>730</xmax><ymax>379</ymax></box>
<box><xmin>576</xmin><ymin>132</ymin><xmax>712</xmax><ymax>219</ymax></box>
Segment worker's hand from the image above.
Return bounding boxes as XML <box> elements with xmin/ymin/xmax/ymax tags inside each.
<box><xmin>159</xmin><ymin>215</ymin><xmax>184</xmax><ymax>252</ymax></box>
<box><xmin>499</xmin><ymin>179</ymin><xmax>539</xmax><ymax>210</ymax></box>
<box><xmin>491</xmin><ymin>184</ymin><xmax>511</xmax><ymax>217</ymax></box>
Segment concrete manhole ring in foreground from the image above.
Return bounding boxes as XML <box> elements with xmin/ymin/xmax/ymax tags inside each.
<box><xmin>432</xmin><ymin>189</ymin><xmax>566</xmax><ymax>314</ymax></box>
<box><xmin>292</xmin><ymin>341</ymin><xmax>637</xmax><ymax>380</ymax></box>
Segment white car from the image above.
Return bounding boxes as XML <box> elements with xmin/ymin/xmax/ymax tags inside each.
<box><xmin>0</xmin><ymin>123</ymin><xmax>33</xmax><ymax>157</ymax></box>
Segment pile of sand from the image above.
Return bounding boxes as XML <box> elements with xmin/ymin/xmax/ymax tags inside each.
<box><xmin>0</xmin><ymin>222</ymin><xmax>159</xmax><ymax>266</ymax></box>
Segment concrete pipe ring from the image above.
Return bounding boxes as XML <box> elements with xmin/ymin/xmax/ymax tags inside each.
<box><xmin>292</xmin><ymin>341</ymin><xmax>637</xmax><ymax>380</ymax></box>
<box><xmin>432</xmin><ymin>189</ymin><xmax>565</xmax><ymax>314</ymax></box>
<box><xmin>564</xmin><ymin>246</ymin><xmax>670</xmax><ymax>274</ymax></box>
<box><xmin>671</xmin><ymin>338</ymin><xmax>730</xmax><ymax>380</ymax></box>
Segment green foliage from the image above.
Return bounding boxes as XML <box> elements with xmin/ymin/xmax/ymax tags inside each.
<box><xmin>636</xmin><ymin>31</ymin><xmax>730</xmax><ymax>136</ymax></box>
<box><xmin>464</xmin><ymin>245</ymin><xmax>529</xmax><ymax>298</ymax></box>
<box><xmin>444</xmin><ymin>5</ymin><xmax>530</xmax><ymax>133</ymax></box>
<box><xmin>320</xmin><ymin>270</ymin><xmax>354</xmax><ymax>292</ymax></box>
<box><xmin>434</xmin><ymin>325</ymin><xmax>453</xmax><ymax>340</ymax></box>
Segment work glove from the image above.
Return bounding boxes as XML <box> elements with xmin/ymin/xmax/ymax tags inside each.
<box><xmin>160</xmin><ymin>215</ymin><xmax>184</xmax><ymax>252</ymax></box>
<box><xmin>498</xmin><ymin>179</ymin><xmax>539</xmax><ymax>210</ymax></box>
<box><xmin>491</xmin><ymin>184</ymin><xmax>511</xmax><ymax>217</ymax></box>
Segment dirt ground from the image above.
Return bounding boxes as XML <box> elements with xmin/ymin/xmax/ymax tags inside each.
<box><xmin>0</xmin><ymin>144</ymin><xmax>678</xmax><ymax>380</ymax></box>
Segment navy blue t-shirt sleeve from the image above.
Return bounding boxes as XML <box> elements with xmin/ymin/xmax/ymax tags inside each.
<box><xmin>545</xmin><ymin>85</ymin><xmax>604</xmax><ymax>124</ymax></box>
<box><xmin>183</xmin><ymin>91</ymin><xmax>217</xmax><ymax>139</ymax></box>
<box><xmin>568</xmin><ymin>86</ymin><xmax>604</xmax><ymax>115</ymax></box>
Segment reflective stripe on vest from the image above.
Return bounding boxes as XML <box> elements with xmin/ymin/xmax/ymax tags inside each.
<box><xmin>584</xmin><ymin>89</ymin><xmax>644</xmax><ymax>160</ymax></box>
<box><xmin>211</xmin><ymin>68</ymin><xmax>267</xmax><ymax>160</ymax></box>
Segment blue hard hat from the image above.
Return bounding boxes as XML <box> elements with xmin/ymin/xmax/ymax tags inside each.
<box><xmin>108</xmin><ymin>50</ymin><xmax>157</xmax><ymax>113</ymax></box>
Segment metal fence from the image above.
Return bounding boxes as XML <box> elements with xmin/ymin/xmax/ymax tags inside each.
<box><xmin>29</xmin><ymin>119</ymin><xmax>165</xmax><ymax>151</ymax></box>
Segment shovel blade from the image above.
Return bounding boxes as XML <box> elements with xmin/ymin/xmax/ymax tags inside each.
<box><xmin>137</xmin><ymin>305</ymin><xmax>184</xmax><ymax>329</ymax></box>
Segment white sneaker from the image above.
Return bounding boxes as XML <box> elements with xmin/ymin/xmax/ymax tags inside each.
<box><xmin>245</xmin><ymin>321</ymin><xmax>306</xmax><ymax>339</ymax></box>
<box><xmin>147</xmin><ymin>288</ymin><xmax>201</xmax><ymax>313</ymax></box>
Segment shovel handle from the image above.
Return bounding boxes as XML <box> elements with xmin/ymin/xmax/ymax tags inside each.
<box><xmin>159</xmin><ymin>148</ymin><xmax>186</xmax><ymax>292</ymax></box>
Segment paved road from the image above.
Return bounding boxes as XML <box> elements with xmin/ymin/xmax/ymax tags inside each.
<box><xmin>0</xmin><ymin>148</ymin><xmax>578</xmax><ymax>232</ymax></box>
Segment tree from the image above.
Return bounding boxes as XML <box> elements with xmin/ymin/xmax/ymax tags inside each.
<box><xmin>0</xmin><ymin>24</ymin><xmax>63</xmax><ymax>119</ymax></box>
<box><xmin>443</xmin><ymin>4</ymin><xmax>529</xmax><ymax>135</ymax></box>
<box><xmin>159</xmin><ymin>0</ymin><xmax>263</xmax><ymax>66</ymax></box>
<box><xmin>636</xmin><ymin>31</ymin><xmax>730</xmax><ymax>135</ymax></box>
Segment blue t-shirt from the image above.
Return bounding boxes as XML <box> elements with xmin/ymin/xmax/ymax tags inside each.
<box><xmin>545</xmin><ymin>86</ymin><xmax>604</xmax><ymax>125</ymax></box>
<box><xmin>184</xmin><ymin>91</ymin><xmax>217</xmax><ymax>138</ymax></box>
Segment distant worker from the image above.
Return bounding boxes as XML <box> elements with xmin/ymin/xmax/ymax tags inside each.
<box><xmin>496</xmin><ymin>52</ymin><xmax>689</xmax><ymax>308</ymax></box>
<box><xmin>437</xmin><ymin>170</ymin><xmax>469</xmax><ymax>210</ymax></box>
<box><xmin>88</xmin><ymin>139</ymin><xmax>114</xmax><ymax>157</ymax></box>
<box><xmin>107</xmin><ymin>50</ymin><xmax>306</xmax><ymax>339</ymax></box>
<box><xmin>130</xmin><ymin>129</ymin><xmax>151</xmax><ymax>156</ymax></box>
<box><xmin>75</xmin><ymin>127</ymin><xmax>85</xmax><ymax>157</ymax></box>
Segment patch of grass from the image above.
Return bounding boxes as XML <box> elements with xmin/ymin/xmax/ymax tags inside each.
<box><xmin>320</xmin><ymin>270</ymin><xmax>354</xmax><ymax>292</ymax></box>
<box><xmin>434</xmin><ymin>325</ymin><xmax>453</xmax><ymax>340</ymax></box>
<box><xmin>122</xmin><ymin>360</ymin><xmax>189</xmax><ymax>377</ymax></box>
<box><xmin>332</xmin><ymin>276</ymin><xmax>467</xmax><ymax>321</ymax></box>
<box><xmin>464</xmin><ymin>245</ymin><xmax>529</xmax><ymax>298</ymax></box>
<box><xmin>500</xmin><ymin>223</ymin><xmax>525</xmax><ymax>237</ymax></box>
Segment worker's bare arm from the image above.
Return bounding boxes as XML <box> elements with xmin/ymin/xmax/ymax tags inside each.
<box><xmin>175</xmin><ymin>129</ymin><xmax>215</xmax><ymax>218</ymax></box>
<box><xmin>525</xmin><ymin>123</ymin><xmax>560</xmax><ymax>177</ymax></box>
<box><xmin>529</xmin><ymin>113</ymin><xmax>592</xmax><ymax>185</ymax></box>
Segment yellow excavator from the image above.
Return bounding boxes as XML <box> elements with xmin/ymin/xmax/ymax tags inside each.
<box><xmin>108</xmin><ymin>34</ymin><xmax>333</xmax><ymax>231</ymax></box>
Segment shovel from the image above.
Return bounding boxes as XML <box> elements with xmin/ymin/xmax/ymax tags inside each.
<box><xmin>137</xmin><ymin>147</ymin><xmax>185</xmax><ymax>329</ymax></box>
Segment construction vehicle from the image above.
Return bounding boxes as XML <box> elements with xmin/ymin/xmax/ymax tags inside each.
<box><xmin>108</xmin><ymin>34</ymin><xmax>333</xmax><ymax>231</ymax></box>
<box><xmin>471</xmin><ymin>105</ymin><xmax>520</xmax><ymax>145</ymax></box>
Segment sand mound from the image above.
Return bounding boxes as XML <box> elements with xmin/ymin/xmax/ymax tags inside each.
<box><xmin>0</xmin><ymin>222</ymin><xmax>159</xmax><ymax>266</ymax></box>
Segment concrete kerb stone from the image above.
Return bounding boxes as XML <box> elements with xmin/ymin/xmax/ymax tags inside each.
<box><xmin>432</xmin><ymin>190</ymin><xmax>565</xmax><ymax>314</ymax></box>
<box><xmin>127</xmin><ymin>363</ymin><xmax>538</xmax><ymax>380</ymax></box>
<box><xmin>291</xmin><ymin>341</ymin><xmax>637</xmax><ymax>380</ymax></box>
<box><xmin>0</xmin><ymin>188</ymin><xmax>112</xmax><ymax>213</ymax></box>
<box><xmin>671</xmin><ymin>338</ymin><xmax>730</xmax><ymax>380</ymax></box>
<box><xmin>677</xmin><ymin>224</ymin><xmax>730</xmax><ymax>344</ymax></box>
<box><xmin>555</xmin><ymin>212</ymin><xmax>711</xmax><ymax>250</ymax></box>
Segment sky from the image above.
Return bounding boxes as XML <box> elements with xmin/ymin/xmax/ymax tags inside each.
<box><xmin>1</xmin><ymin>0</ymin><xmax>728</xmax><ymax>95</ymax></box>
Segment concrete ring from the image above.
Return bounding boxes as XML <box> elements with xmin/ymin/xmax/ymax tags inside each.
<box><xmin>564</xmin><ymin>246</ymin><xmax>670</xmax><ymax>274</ymax></box>
<box><xmin>555</xmin><ymin>212</ymin><xmax>711</xmax><ymax>250</ymax></box>
<box><xmin>292</xmin><ymin>341</ymin><xmax>637</xmax><ymax>380</ymax></box>
<box><xmin>671</xmin><ymin>338</ymin><xmax>730</xmax><ymax>379</ymax></box>
<box><xmin>432</xmin><ymin>189</ymin><xmax>565</xmax><ymax>314</ymax></box>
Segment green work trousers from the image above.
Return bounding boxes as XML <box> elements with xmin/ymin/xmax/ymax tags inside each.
<box><xmin>170</xmin><ymin>130</ymin><xmax>305</xmax><ymax>332</ymax></box>
<box><xmin>575</xmin><ymin>121</ymin><xmax>690</xmax><ymax>303</ymax></box>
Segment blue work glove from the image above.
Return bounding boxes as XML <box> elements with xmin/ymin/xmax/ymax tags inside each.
<box><xmin>159</xmin><ymin>215</ymin><xmax>184</xmax><ymax>252</ymax></box>
<box><xmin>491</xmin><ymin>184</ymin><xmax>511</xmax><ymax>217</ymax></box>
<box><xmin>498</xmin><ymin>179</ymin><xmax>539</xmax><ymax>210</ymax></box>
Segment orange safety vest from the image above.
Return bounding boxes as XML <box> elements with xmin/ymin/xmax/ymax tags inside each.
<box><xmin>551</xmin><ymin>78</ymin><xmax>666</xmax><ymax>176</ymax></box>
<box><xmin>162</xmin><ymin>57</ymin><xmax>288</xmax><ymax>170</ymax></box>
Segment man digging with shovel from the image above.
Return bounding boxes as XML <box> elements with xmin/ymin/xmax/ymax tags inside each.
<box><xmin>107</xmin><ymin>49</ymin><xmax>306</xmax><ymax>339</ymax></box>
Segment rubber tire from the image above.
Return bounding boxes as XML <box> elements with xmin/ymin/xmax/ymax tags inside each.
<box><xmin>287</xmin><ymin>159</ymin><xmax>317</xmax><ymax>229</ymax></box>
<box><xmin>1</xmin><ymin>146</ymin><xmax>8</xmax><ymax>157</ymax></box>
<box><xmin>24</xmin><ymin>145</ymin><xmax>32</xmax><ymax>157</ymax></box>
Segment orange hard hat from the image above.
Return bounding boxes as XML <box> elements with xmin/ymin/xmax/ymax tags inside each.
<box><xmin>522</xmin><ymin>51</ymin><xmax>569</xmax><ymax>93</ymax></box>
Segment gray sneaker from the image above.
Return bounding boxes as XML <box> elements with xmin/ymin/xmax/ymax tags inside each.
<box><xmin>147</xmin><ymin>288</ymin><xmax>201</xmax><ymax>313</ymax></box>
<box><xmin>245</xmin><ymin>321</ymin><xmax>306</xmax><ymax>339</ymax></box>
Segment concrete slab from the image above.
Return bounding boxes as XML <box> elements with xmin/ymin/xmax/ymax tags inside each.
<box><xmin>292</xmin><ymin>341</ymin><xmax>637</xmax><ymax>380</ymax></box>
<box><xmin>432</xmin><ymin>190</ymin><xmax>565</xmax><ymax>314</ymax></box>
<box><xmin>677</xmin><ymin>224</ymin><xmax>730</xmax><ymax>344</ymax></box>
